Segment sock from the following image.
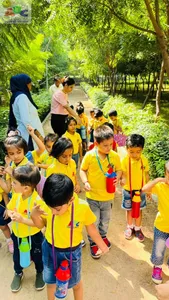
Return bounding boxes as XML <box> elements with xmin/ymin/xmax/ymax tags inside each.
<box><xmin>6</xmin><ymin>238</ymin><xmax>12</xmax><ymax>243</ymax></box>
<box><xmin>135</xmin><ymin>226</ymin><xmax>141</xmax><ymax>231</ymax></box>
<box><xmin>155</xmin><ymin>265</ymin><xmax>162</xmax><ymax>269</ymax></box>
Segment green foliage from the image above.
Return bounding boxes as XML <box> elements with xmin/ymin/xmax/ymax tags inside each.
<box><xmin>88</xmin><ymin>88</ymin><xmax>109</xmax><ymax>109</ymax></box>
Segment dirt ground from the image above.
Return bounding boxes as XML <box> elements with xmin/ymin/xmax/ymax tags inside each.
<box><xmin>0</xmin><ymin>86</ymin><xmax>169</xmax><ymax>300</ymax></box>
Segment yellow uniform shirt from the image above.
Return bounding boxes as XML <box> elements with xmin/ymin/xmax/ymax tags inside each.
<box><xmin>7</xmin><ymin>190</ymin><xmax>44</xmax><ymax>238</ymax></box>
<box><xmin>122</xmin><ymin>155</ymin><xmax>149</xmax><ymax>191</ymax></box>
<box><xmin>110</xmin><ymin>117</ymin><xmax>122</xmax><ymax>129</ymax></box>
<box><xmin>152</xmin><ymin>183</ymin><xmax>169</xmax><ymax>233</ymax></box>
<box><xmin>63</xmin><ymin>131</ymin><xmax>82</xmax><ymax>154</ymax></box>
<box><xmin>46</xmin><ymin>159</ymin><xmax>76</xmax><ymax>185</ymax></box>
<box><xmin>6</xmin><ymin>156</ymin><xmax>29</xmax><ymax>181</ymax></box>
<box><xmin>0</xmin><ymin>187</ymin><xmax>3</xmax><ymax>202</ymax></box>
<box><xmin>81</xmin><ymin>148</ymin><xmax>121</xmax><ymax>201</ymax></box>
<box><xmin>76</xmin><ymin>113</ymin><xmax>88</xmax><ymax>129</ymax></box>
<box><xmin>42</xmin><ymin>194</ymin><xmax>96</xmax><ymax>248</ymax></box>
<box><xmin>93</xmin><ymin>116</ymin><xmax>108</xmax><ymax>130</ymax></box>
<box><xmin>38</xmin><ymin>151</ymin><xmax>55</xmax><ymax>166</ymax></box>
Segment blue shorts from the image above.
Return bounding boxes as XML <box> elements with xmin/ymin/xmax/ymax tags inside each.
<box><xmin>121</xmin><ymin>189</ymin><xmax>146</xmax><ymax>210</ymax></box>
<box><xmin>0</xmin><ymin>200</ymin><xmax>11</xmax><ymax>226</ymax></box>
<box><xmin>42</xmin><ymin>239</ymin><xmax>82</xmax><ymax>288</ymax></box>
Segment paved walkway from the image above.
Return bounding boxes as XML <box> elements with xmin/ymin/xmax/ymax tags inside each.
<box><xmin>0</xmin><ymin>86</ymin><xmax>167</xmax><ymax>300</ymax></box>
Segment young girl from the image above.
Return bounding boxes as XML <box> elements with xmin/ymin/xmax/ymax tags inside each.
<box><xmin>37</xmin><ymin>133</ymin><xmax>58</xmax><ymax>175</ymax></box>
<box><xmin>64</xmin><ymin>116</ymin><xmax>82</xmax><ymax>168</ymax></box>
<box><xmin>46</xmin><ymin>137</ymin><xmax>80</xmax><ymax>193</ymax></box>
<box><xmin>3</xmin><ymin>125</ymin><xmax>45</xmax><ymax>193</ymax></box>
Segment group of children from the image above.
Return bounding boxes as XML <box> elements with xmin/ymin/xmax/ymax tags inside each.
<box><xmin>0</xmin><ymin>103</ymin><xmax>169</xmax><ymax>300</ymax></box>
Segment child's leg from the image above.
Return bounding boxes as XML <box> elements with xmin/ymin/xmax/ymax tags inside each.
<box><xmin>99</xmin><ymin>201</ymin><xmax>112</xmax><ymax>241</ymax></box>
<box><xmin>134</xmin><ymin>192</ymin><xmax>146</xmax><ymax>242</ymax></box>
<box><xmin>0</xmin><ymin>224</ymin><xmax>11</xmax><ymax>238</ymax></box>
<box><xmin>87</xmin><ymin>199</ymin><xmax>100</xmax><ymax>244</ymax></box>
<box><xmin>73</xmin><ymin>280</ymin><xmax>83</xmax><ymax>300</ymax></box>
<box><xmin>47</xmin><ymin>284</ymin><xmax>55</xmax><ymax>300</ymax></box>
<box><xmin>10</xmin><ymin>233</ymin><xmax>23</xmax><ymax>292</ymax></box>
<box><xmin>31</xmin><ymin>232</ymin><xmax>45</xmax><ymax>290</ymax></box>
<box><xmin>135</xmin><ymin>211</ymin><xmax>142</xmax><ymax>227</ymax></box>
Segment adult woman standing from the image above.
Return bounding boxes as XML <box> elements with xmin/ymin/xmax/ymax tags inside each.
<box><xmin>9</xmin><ymin>74</ymin><xmax>44</xmax><ymax>150</ymax></box>
<box><xmin>51</xmin><ymin>77</ymin><xmax>81</xmax><ymax>137</ymax></box>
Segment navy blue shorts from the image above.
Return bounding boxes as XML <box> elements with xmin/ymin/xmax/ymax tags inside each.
<box><xmin>0</xmin><ymin>200</ymin><xmax>11</xmax><ymax>226</ymax></box>
<box><xmin>42</xmin><ymin>239</ymin><xmax>82</xmax><ymax>288</ymax></box>
<box><xmin>121</xmin><ymin>189</ymin><xmax>146</xmax><ymax>210</ymax></box>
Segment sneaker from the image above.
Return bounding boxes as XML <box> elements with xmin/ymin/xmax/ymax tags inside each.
<box><xmin>90</xmin><ymin>243</ymin><xmax>102</xmax><ymax>259</ymax></box>
<box><xmin>152</xmin><ymin>266</ymin><xmax>162</xmax><ymax>284</ymax></box>
<box><xmin>102</xmin><ymin>236</ymin><xmax>112</xmax><ymax>249</ymax></box>
<box><xmin>124</xmin><ymin>227</ymin><xmax>134</xmax><ymax>240</ymax></box>
<box><xmin>11</xmin><ymin>273</ymin><xmax>23</xmax><ymax>292</ymax></box>
<box><xmin>35</xmin><ymin>272</ymin><xmax>45</xmax><ymax>291</ymax></box>
<box><xmin>7</xmin><ymin>241</ymin><xmax>14</xmax><ymax>254</ymax></box>
<box><xmin>135</xmin><ymin>229</ymin><xmax>145</xmax><ymax>242</ymax></box>
<box><xmin>81</xmin><ymin>240</ymin><xmax>86</xmax><ymax>247</ymax></box>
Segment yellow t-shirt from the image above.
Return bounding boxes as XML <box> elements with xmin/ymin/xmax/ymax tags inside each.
<box><xmin>110</xmin><ymin>117</ymin><xmax>122</xmax><ymax>129</ymax></box>
<box><xmin>93</xmin><ymin>116</ymin><xmax>108</xmax><ymax>130</ymax></box>
<box><xmin>76</xmin><ymin>113</ymin><xmax>88</xmax><ymax>129</ymax></box>
<box><xmin>7</xmin><ymin>190</ymin><xmax>44</xmax><ymax>238</ymax></box>
<box><xmin>151</xmin><ymin>183</ymin><xmax>169</xmax><ymax>233</ymax></box>
<box><xmin>46</xmin><ymin>159</ymin><xmax>76</xmax><ymax>185</ymax></box>
<box><xmin>63</xmin><ymin>131</ymin><xmax>82</xmax><ymax>154</ymax></box>
<box><xmin>122</xmin><ymin>154</ymin><xmax>149</xmax><ymax>191</ymax></box>
<box><xmin>42</xmin><ymin>194</ymin><xmax>96</xmax><ymax>248</ymax></box>
<box><xmin>81</xmin><ymin>148</ymin><xmax>121</xmax><ymax>201</ymax></box>
<box><xmin>0</xmin><ymin>187</ymin><xmax>3</xmax><ymax>202</ymax></box>
<box><xmin>38</xmin><ymin>151</ymin><xmax>55</xmax><ymax>166</ymax></box>
<box><xmin>6</xmin><ymin>156</ymin><xmax>29</xmax><ymax>181</ymax></box>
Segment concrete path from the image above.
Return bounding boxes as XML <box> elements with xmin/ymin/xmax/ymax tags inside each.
<box><xmin>0</xmin><ymin>86</ymin><xmax>167</xmax><ymax>300</ymax></box>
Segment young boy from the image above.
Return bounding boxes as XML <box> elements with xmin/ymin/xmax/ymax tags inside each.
<box><xmin>80</xmin><ymin>125</ymin><xmax>122</xmax><ymax>258</ymax></box>
<box><xmin>7</xmin><ymin>165</ymin><xmax>45</xmax><ymax>292</ymax></box>
<box><xmin>121</xmin><ymin>134</ymin><xmax>149</xmax><ymax>242</ymax></box>
<box><xmin>31</xmin><ymin>174</ymin><xmax>109</xmax><ymax>300</ymax></box>
<box><xmin>76</xmin><ymin>105</ymin><xmax>88</xmax><ymax>155</ymax></box>
<box><xmin>108</xmin><ymin>110</ymin><xmax>122</xmax><ymax>134</ymax></box>
<box><xmin>142</xmin><ymin>161</ymin><xmax>169</xmax><ymax>284</ymax></box>
<box><xmin>93</xmin><ymin>109</ymin><xmax>108</xmax><ymax>130</ymax></box>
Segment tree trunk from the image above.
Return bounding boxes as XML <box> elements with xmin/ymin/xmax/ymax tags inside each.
<box><xmin>142</xmin><ymin>74</ymin><xmax>158</xmax><ymax>109</ymax></box>
<box><xmin>155</xmin><ymin>60</ymin><xmax>165</xmax><ymax>116</ymax></box>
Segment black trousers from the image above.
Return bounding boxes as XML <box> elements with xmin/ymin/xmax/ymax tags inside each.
<box><xmin>11</xmin><ymin>231</ymin><xmax>44</xmax><ymax>274</ymax></box>
<box><xmin>51</xmin><ymin>114</ymin><xmax>68</xmax><ymax>137</ymax></box>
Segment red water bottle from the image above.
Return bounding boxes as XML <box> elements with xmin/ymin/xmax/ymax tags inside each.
<box><xmin>55</xmin><ymin>260</ymin><xmax>71</xmax><ymax>299</ymax></box>
<box><xmin>131</xmin><ymin>191</ymin><xmax>141</xmax><ymax>219</ymax></box>
<box><xmin>106</xmin><ymin>167</ymin><xmax>116</xmax><ymax>193</ymax></box>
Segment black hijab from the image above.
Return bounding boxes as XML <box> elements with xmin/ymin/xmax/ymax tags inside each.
<box><xmin>8</xmin><ymin>74</ymin><xmax>38</xmax><ymax>129</ymax></box>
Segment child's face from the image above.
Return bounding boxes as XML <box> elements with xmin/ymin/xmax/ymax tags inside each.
<box><xmin>90</xmin><ymin>112</ymin><xmax>94</xmax><ymax>119</ymax></box>
<box><xmin>96</xmin><ymin>138</ymin><xmax>114</xmax><ymax>154</ymax></box>
<box><xmin>64</xmin><ymin>84</ymin><xmax>74</xmax><ymax>94</ymax></box>
<box><xmin>12</xmin><ymin>179</ymin><xmax>26</xmax><ymax>194</ymax></box>
<box><xmin>6</xmin><ymin>146</ymin><xmax>25</xmax><ymax>165</ymax></box>
<box><xmin>68</xmin><ymin>120</ymin><xmax>76</xmax><ymax>133</ymax></box>
<box><xmin>58</xmin><ymin>148</ymin><xmax>73</xmax><ymax>165</ymax></box>
<box><xmin>79</xmin><ymin>113</ymin><xmax>83</xmax><ymax>119</ymax></box>
<box><xmin>109</xmin><ymin>116</ymin><xmax>117</xmax><ymax>122</ymax></box>
<box><xmin>127</xmin><ymin>147</ymin><xmax>143</xmax><ymax>161</ymax></box>
<box><xmin>97</xmin><ymin>116</ymin><xmax>103</xmax><ymax>122</ymax></box>
<box><xmin>50</xmin><ymin>198</ymin><xmax>73</xmax><ymax>216</ymax></box>
<box><xmin>45</xmin><ymin>141</ymin><xmax>54</xmax><ymax>154</ymax></box>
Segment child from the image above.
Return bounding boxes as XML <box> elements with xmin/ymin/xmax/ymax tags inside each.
<box><xmin>3</xmin><ymin>125</ymin><xmax>45</xmax><ymax>193</ymax></box>
<box><xmin>7</xmin><ymin>165</ymin><xmax>45</xmax><ymax>292</ymax></box>
<box><xmin>88</xmin><ymin>109</ymin><xmax>95</xmax><ymax>143</ymax></box>
<box><xmin>31</xmin><ymin>173</ymin><xmax>109</xmax><ymax>300</ymax></box>
<box><xmin>121</xmin><ymin>134</ymin><xmax>149</xmax><ymax>242</ymax></box>
<box><xmin>76</xmin><ymin>105</ymin><xmax>88</xmax><ymax>155</ymax></box>
<box><xmin>37</xmin><ymin>133</ymin><xmax>58</xmax><ymax>175</ymax></box>
<box><xmin>93</xmin><ymin>109</ymin><xmax>108</xmax><ymax>130</ymax></box>
<box><xmin>142</xmin><ymin>161</ymin><xmax>169</xmax><ymax>284</ymax></box>
<box><xmin>47</xmin><ymin>137</ymin><xmax>81</xmax><ymax>194</ymax></box>
<box><xmin>63</xmin><ymin>116</ymin><xmax>82</xmax><ymax>168</ymax></box>
<box><xmin>80</xmin><ymin>125</ymin><xmax>122</xmax><ymax>258</ymax></box>
<box><xmin>0</xmin><ymin>173</ymin><xmax>13</xmax><ymax>252</ymax></box>
<box><xmin>108</xmin><ymin>110</ymin><xmax>122</xmax><ymax>134</ymax></box>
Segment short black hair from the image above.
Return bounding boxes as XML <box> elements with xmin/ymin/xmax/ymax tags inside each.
<box><xmin>104</xmin><ymin>122</ymin><xmax>114</xmax><ymax>132</ymax></box>
<box><xmin>90</xmin><ymin>109</ymin><xmax>95</xmax><ymax>114</ymax></box>
<box><xmin>76</xmin><ymin>101</ymin><xmax>84</xmax><ymax>108</ymax></box>
<box><xmin>43</xmin><ymin>174</ymin><xmax>74</xmax><ymax>207</ymax></box>
<box><xmin>76</xmin><ymin>106</ymin><xmax>84</xmax><ymax>115</ymax></box>
<box><xmin>62</xmin><ymin>77</ymin><xmax>75</xmax><ymax>86</ymax></box>
<box><xmin>94</xmin><ymin>109</ymin><xmax>103</xmax><ymax>119</ymax></box>
<box><xmin>4</xmin><ymin>135</ymin><xmax>28</xmax><ymax>155</ymax></box>
<box><xmin>44</xmin><ymin>133</ymin><xmax>58</xmax><ymax>145</ymax></box>
<box><xmin>70</xmin><ymin>105</ymin><xmax>74</xmax><ymax>110</ymax></box>
<box><xmin>54</xmin><ymin>75</ymin><xmax>60</xmax><ymax>82</ymax></box>
<box><xmin>12</xmin><ymin>164</ymin><xmax>41</xmax><ymax>188</ymax></box>
<box><xmin>109</xmin><ymin>110</ymin><xmax>117</xmax><ymax>117</ymax></box>
<box><xmin>126</xmin><ymin>134</ymin><xmax>145</xmax><ymax>149</ymax></box>
<box><xmin>50</xmin><ymin>137</ymin><xmax>73</xmax><ymax>158</ymax></box>
<box><xmin>65</xmin><ymin>116</ymin><xmax>77</xmax><ymax>130</ymax></box>
<box><xmin>94</xmin><ymin>125</ymin><xmax>114</xmax><ymax>143</ymax></box>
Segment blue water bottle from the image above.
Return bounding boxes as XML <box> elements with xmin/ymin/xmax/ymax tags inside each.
<box><xmin>55</xmin><ymin>260</ymin><xmax>71</xmax><ymax>299</ymax></box>
<box><xmin>19</xmin><ymin>237</ymin><xmax>31</xmax><ymax>268</ymax></box>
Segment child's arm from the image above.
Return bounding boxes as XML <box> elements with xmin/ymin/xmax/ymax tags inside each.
<box><xmin>116</xmin><ymin>170</ymin><xmax>122</xmax><ymax>185</ymax></box>
<box><xmin>31</xmin><ymin>204</ymin><xmax>47</xmax><ymax>229</ymax></box>
<box><xmin>80</xmin><ymin>169</ymin><xmax>91</xmax><ymax>191</ymax></box>
<box><xmin>3</xmin><ymin>192</ymin><xmax>9</xmax><ymax>206</ymax></box>
<box><xmin>27</xmin><ymin>125</ymin><xmax>45</xmax><ymax>156</ymax></box>
<box><xmin>37</xmin><ymin>163</ymin><xmax>49</xmax><ymax>170</ymax></box>
<box><xmin>86</xmin><ymin>223</ymin><xmax>109</xmax><ymax>254</ymax></box>
<box><xmin>74</xmin><ymin>175</ymin><xmax>81</xmax><ymax>194</ymax></box>
<box><xmin>142</xmin><ymin>178</ymin><xmax>166</xmax><ymax>193</ymax></box>
<box><xmin>145</xmin><ymin>171</ymin><xmax>150</xmax><ymax>183</ymax></box>
<box><xmin>79</xmin><ymin>143</ymin><xmax>83</xmax><ymax>162</ymax></box>
<box><xmin>0</xmin><ymin>177</ymin><xmax>10</xmax><ymax>194</ymax></box>
<box><xmin>9</xmin><ymin>211</ymin><xmax>39</xmax><ymax>227</ymax></box>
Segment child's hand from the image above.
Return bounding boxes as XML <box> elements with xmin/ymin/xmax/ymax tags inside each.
<box><xmin>84</xmin><ymin>181</ymin><xmax>91</xmax><ymax>191</ymax></box>
<box><xmin>11</xmin><ymin>212</ymin><xmax>23</xmax><ymax>223</ymax></box>
<box><xmin>5</xmin><ymin>155</ymin><xmax>12</xmax><ymax>166</ymax></box>
<box><xmin>101</xmin><ymin>245</ymin><xmax>109</xmax><ymax>255</ymax></box>
<box><xmin>0</xmin><ymin>166</ymin><xmax>5</xmax><ymax>176</ymax></box>
<box><xmin>3</xmin><ymin>209</ymin><xmax>9</xmax><ymax>220</ymax></box>
<box><xmin>74</xmin><ymin>184</ymin><xmax>81</xmax><ymax>194</ymax></box>
<box><xmin>119</xmin><ymin>177</ymin><xmax>126</xmax><ymax>187</ymax></box>
<box><xmin>4</xmin><ymin>166</ymin><xmax>13</xmax><ymax>176</ymax></box>
<box><xmin>31</xmin><ymin>203</ymin><xmax>47</xmax><ymax>219</ymax></box>
<box><xmin>27</xmin><ymin>124</ymin><xmax>34</xmax><ymax>135</ymax></box>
